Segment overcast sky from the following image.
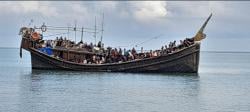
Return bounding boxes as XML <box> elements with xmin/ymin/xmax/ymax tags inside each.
<box><xmin>0</xmin><ymin>1</ymin><xmax>250</xmax><ymax>52</ymax></box>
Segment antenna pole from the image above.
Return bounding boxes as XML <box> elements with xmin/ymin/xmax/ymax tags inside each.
<box><xmin>100</xmin><ymin>13</ymin><xmax>104</xmax><ymax>48</ymax></box>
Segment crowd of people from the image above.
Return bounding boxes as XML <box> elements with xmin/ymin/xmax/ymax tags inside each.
<box><xmin>36</xmin><ymin>36</ymin><xmax>195</xmax><ymax>64</ymax></box>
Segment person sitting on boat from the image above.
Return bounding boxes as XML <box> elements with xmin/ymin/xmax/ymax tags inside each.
<box><xmin>163</xmin><ymin>45</ymin><xmax>168</xmax><ymax>54</ymax></box>
<box><xmin>149</xmin><ymin>50</ymin><xmax>153</xmax><ymax>57</ymax></box>
<box><xmin>83</xmin><ymin>59</ymin><xmax>87</xmax><ymax>64</ymax></box>
<box><xmin>152</xmin><ymin>51</ymin><xmax>157</xmax><ymax>57</ymax></box>
<box><xmin>67</xmin><ymin>40</ymin><xmax>73</xmax><ymax>48</ymax></box>
<box><xmin>172</xmin><ymin>40</ymin><xmax>177</xmax><ymax>51</ymax></box>
<box><xmin>124</xmin><ymin>49</ymin><xmax>129</xmax><ymax>61</ymax></box>
<box><xmin>120</xmin><ymin>54</ymin><xmax>127</xmax><ymax>62</ymax></box>
<box><xmin>76</xmin><ymin>40</ymin><xmax>84</xmax><ymax>49</ymax></box>
<box><xmin>96</xmin><ymin>55</ymin><xmax>101</xmax><ymax>64</ymax></box>
<box><xmin>115</xmin><ymin>48</ymin><xmax>120</xmax><ymax>62</ymax></box>
<box><xmin>105</xmin><ymin>47</ymin><xmax>112</xmax><ymax>63</ymax></box>
<box><xmin>161</xmin><ymin>46</ymin><xmax>164</xmax><ymax>54</ymax></box>
<box><xmin>61</xmin><ymin>40</ymin><xmax>67</xmax><ymax>48</ymax></box>
<box><xmin>177</xmin><ymin>40</ymin><xmax>184</xmax><ymax>50</ymax></box>
<box><xmin>173</xmin><ymin>41</ymin><xmax>176</xmax><ymax>47</ymax></box>
<box><xmin>119</xmin><ymin>48</ymin><xmax>122</xmax><ymax>56</ymax></box>
<box><xmin>117</xmin><ymin>48</ymin><xmax>123</xmax><ymax>62</ymax></box>
<box><xmin>92</xmin><ymin>55</ymin><xmax>96</xmax><ymax>64</ymax></box>
<box><xmin>46</xmin><ymin>40</ymin><xmax>52</xmax><ymax>48</ymax></box>
<box><xmin>55</xmin><ymin>37</ymin><xmax>63</xmax><ymax>47</ymax></box>
<box><xmin>110</xmin><ymin>48</ymin><xmax>115</xmax><ymax>62</ymax></box>
<box><xmin>100</xmin><ymin>55</ymin><xmax>106</xmax><ymax>64</ymax></box>
<box><xmin>168</xmin><ymin>42</ymin><xmax>172</xmax><ymax>48</ymax></box>
<box><xmin>123</xmin><ymin>48</ymin><xmax>126</xmax><ymax>56</ymax></box>
<box><xmin>127</xmin><ymin>50</ymin><xmax>133</xmax><ymax>61</ymax></box>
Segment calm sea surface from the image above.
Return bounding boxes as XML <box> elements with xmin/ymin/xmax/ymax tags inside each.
<box><xmin>0</xmin><ymin>48</ymin><xmax>250</xmax><ymax>112</ymax></box>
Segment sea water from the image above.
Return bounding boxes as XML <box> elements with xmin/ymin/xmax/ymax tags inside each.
<box><xmin>0</xmin><ymin>48</ymin><xmax>250</xmax><ymax>112</ymax></box>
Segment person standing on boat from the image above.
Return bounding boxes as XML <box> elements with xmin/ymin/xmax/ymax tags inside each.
<box><xmin>131</xmin><ymin>47</ymin><xmax>137</xmax><ymax>59</ymax></box>
<box><xmin>97</xmin><ymin>41</ymin><xmax>102</xmax><ymax>48</ymax></box>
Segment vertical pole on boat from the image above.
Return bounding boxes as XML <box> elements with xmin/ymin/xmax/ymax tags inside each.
<box><xmin>100</xmin><ymin>13</ymin><xmax>104</xmax><ymax>48</ymax></box>
<box><xmin>81</xmin><ymin>26</ymin><xmax>84</xmax><ymax>42</ymax></box>
<box><xmin>67</xmin><ymin>23</ymin><xmax>70</xmax><ymax>40</ymax></box>
<box><xmin>94</xmin><ymin>16</ymin><xmax>97</xmax><ymax>45</ymax></box>
<box><xmin>74</xmin><ymin>20</ymin><xmax>77</xmax><ymax>43</ymax></box>
<box><xmin>41</xmin><ymin>22</ymin><xmax>45</xmax><ymax>36</ymax></box>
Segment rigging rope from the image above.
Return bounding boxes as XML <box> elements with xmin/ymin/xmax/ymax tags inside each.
<box><xmin>46</xmin><ymin>26</ymin><xmax>102</xmax><ymax>32</ymax></box>
<box><xmin>43</xmin><ymin>32</ymin><xmax>68</xmax><ymax>37</ymax></box>
<box><xmin>114</xmin><ymin>34</ymin><xmax>164</xmax><ymax>48</ymax></box>
<box><xmin>132</xmin><ymin>34</ymin><xmax>163</xmax><ymax>47</ymax></box>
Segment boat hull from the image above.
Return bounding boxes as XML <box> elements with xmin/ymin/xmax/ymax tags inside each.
<box><xmin>30</xmin><ymin>43</ymin><xmax>201</xmax><ymax>73</ymax></box>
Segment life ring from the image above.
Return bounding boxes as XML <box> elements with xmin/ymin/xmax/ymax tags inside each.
<box><xmin>31</xmin><ymin>32</ymin><xmax>41</xmax><ymax>41</ymax></box>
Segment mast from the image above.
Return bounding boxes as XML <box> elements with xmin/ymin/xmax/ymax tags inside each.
<box><xmin>81</xmin><ymin>26</ymin><xmax>84</xmax><ymax>43</ymax></box>
<box><xmin>67</xmin><ymin>23</ymin><xmax>70</xmax><ymax>40</ymax></box>
<box><xmin>94</xmin><ymin>16</ymin><xmax>97</xmax><ymax>45</ymax></box>
<box><xmin>100</xmin><ymin>13</ymin><xmax>104</xmax><ymax>47</ymax></box>
<box><xmin>74</xmin><ymin>20</ymin><xmax>77</xmax><ymax>42</ymax></box>
<box><xmin>194</xmin><ymin>13</ymin><xmax>212</xmax><ymax>41</ymax></box>
<box><xmin>41</xmin><ymin>22</ymin><xmax>45</xmax><ymax>36</ymax></box>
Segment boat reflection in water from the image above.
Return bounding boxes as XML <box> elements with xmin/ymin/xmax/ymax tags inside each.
<box><xmin>17</xmin><ymin>69</ymin><xmax>200</xmax><ymax>112</ymax></box>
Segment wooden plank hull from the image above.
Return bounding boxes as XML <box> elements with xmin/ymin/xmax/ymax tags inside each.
<box><xmin>30</xmin><ymin>43</ymin><xmax>201</xmax><ymax>73</ymax></box>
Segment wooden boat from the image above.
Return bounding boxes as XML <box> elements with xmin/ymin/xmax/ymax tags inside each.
<box><xmin>19</xmin><ymin>14</ymin><xmax>212</xmax><ymax>73</ymax></box>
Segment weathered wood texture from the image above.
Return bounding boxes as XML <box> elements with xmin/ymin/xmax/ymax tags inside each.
<box><xmin>29</xmin><ymin>42</ymin><xmax>200</xmax><ymax>73</ymax></box>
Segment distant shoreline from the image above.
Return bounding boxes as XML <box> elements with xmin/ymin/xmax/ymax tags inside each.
<box><xmin>1</xmin><ymin>47</ymin><xmax>250</xmax><ymax>54</ymax></box>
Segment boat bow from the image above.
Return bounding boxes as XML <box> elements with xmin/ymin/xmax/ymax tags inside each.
<box><xmin>194</xmin><ymin>13</ymin><xmax>212</xmax><ymax>41</ymax></box>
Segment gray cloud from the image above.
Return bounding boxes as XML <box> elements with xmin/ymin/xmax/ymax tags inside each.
<box><xmin>0</xmin><ymin>1</ymin><xmax>250</xmax><ymax>52</ymax></box>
